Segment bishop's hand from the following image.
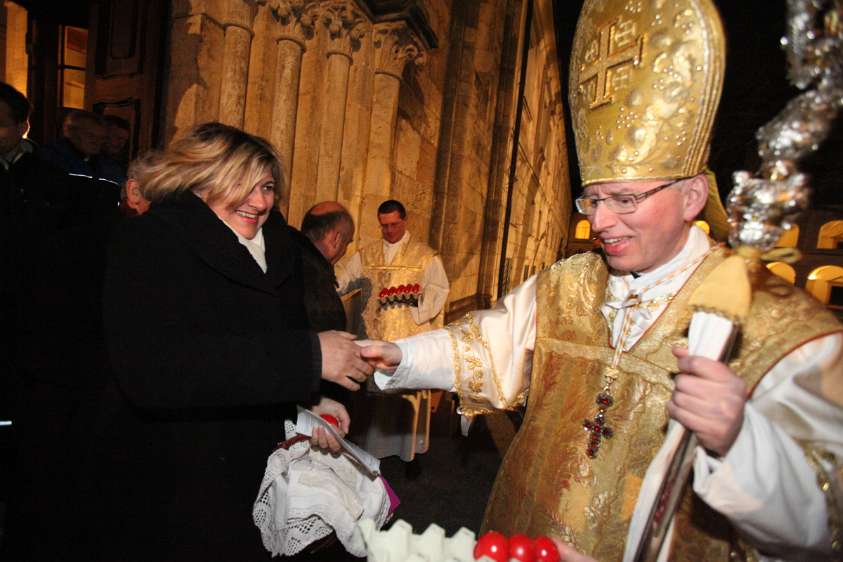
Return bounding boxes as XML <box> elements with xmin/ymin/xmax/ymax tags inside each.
<box><xmin>356</xmin><ymin>340</ymin><xmax>403</xmax><ymax>373</ymax></box>
<box><xmin>667</xmin><ymin>346</ymin><xmax>748</xmax><ymax>456</ymax></box>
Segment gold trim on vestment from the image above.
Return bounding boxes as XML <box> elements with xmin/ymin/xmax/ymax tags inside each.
<box><xmin>447</xmin><ymin>313</ymin><xmax>527</xmax><ymax>416</ymax></box>
<box><xmin>364</xmin><ymin>265</ymin><xmax>424</xmax><ymax>271</ymax></box>
<box><xmin>801</xmin><ymin>444</ymin><xmax>843</xmax><ymax>556</ymax></box>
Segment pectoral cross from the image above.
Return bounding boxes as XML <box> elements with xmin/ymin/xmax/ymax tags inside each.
<box><xmin>583</xmin><ymin>392</ymin><xmax>615</xmax><ymax>458</ymax></box>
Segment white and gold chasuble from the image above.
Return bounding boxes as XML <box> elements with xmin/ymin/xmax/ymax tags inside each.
<box><xmin>376</xmin><ymin>229</ymin><xmax>843</xmax><ymax>560</ymax></box>
<box><xmin>338</xmin><ymin>233</ymin><xmax>449</xmax><ymax>461</ymax></box>
<box><xmin>357</xmin><ymin>235</ymin><xmax>445</xmax><ymax>340</ymax></box>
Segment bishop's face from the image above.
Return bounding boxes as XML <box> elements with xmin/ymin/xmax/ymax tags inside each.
<box><xmin>586</xmin><ymin>179</ymin><xmax>694</xmax><ymax>274</ymax></box>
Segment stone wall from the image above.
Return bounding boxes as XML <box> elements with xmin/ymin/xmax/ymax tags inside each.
<box><xmin>498</xmin><ymin>0</ymin><xmax>569</xmax><ymax>296</ymax></box>
<box><xmin>161</xmin><ymin>0</ymin><xmax>571</xmax><ymax>315</ymax></box>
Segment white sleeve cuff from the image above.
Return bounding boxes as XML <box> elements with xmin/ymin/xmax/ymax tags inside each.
<box><xmin>373</xmin><ymin>330</ymin><xmax>456</xmax><ymax>392</ymax></box>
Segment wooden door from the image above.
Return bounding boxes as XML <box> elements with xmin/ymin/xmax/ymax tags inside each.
<box><xmin>85</xmin><ymin>0</ymin><xmax>167</xmax><ymax>158</ymax></box>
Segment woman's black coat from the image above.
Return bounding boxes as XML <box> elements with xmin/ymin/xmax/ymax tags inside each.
<box><xmin>93</xmin><ymin>191</ymin><xmax>321</xmax><ymax>560</ymax></box>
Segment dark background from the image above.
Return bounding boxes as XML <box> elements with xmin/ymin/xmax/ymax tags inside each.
<box><xmin>554</xmin><ymin>0</ymin><xmax>843</xmax><ymax>209</ymax></box>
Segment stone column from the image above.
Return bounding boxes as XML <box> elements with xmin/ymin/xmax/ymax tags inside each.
<box><xmin>314</xmin><ymin>1</ymin><xmax>367</xmax><ymax>202</ymax></box>
<box><xmin>219</xmin><ymin>2</ymin><xmax>258</xmax><ymax>127</ymax></box>
<box><xmin>268</xmin><ymin>0</ymin><xmax>320</xmax><ymax>209</ymax></box>
<box><xmin>359</xmin><ymin>22</ymin><xmax>426</xmax><ymax>240</ymax></box>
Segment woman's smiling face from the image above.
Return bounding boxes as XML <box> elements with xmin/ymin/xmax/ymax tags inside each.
<box><xmin>205</xmin><ymin>173</ymin><xmax>276</xmax><ymax>240</ymax></box>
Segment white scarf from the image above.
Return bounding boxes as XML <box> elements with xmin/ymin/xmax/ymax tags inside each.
<box><xmin>225</xmin><ymin>223</ymin><xmax>267</xmax><ymax>273</ymax></box>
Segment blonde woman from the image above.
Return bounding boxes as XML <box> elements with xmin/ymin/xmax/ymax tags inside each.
<box><xmin>97</xmin><ymin>123</ymin><xmax>371</xmax><ymax>560</ymax></box>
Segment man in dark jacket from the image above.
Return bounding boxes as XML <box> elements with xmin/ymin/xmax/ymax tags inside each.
<box><xmin>0</xmin><ymin>82</ymin><xmax>126</xmax><ymax>561</ymax></box>
<box><xmin>0</xmin><ymin>84</ymin><xmax>64</xmax><ymax>534</ymax></box>
<box><xmin>39</xmin><ymin>109</ymin><xmax>125</xmax><ymax>189</ymax></box>
<box><xmin>0</xmin><ymin>82</ymin><xmax>66</xmax><ymax>360</ymax></box>
<box><xmin>289</xmin><ymin>202</ymin><xmax>355</xmax><ymax>408</ymax></box>
<box><xmin>0</xmin><ymin>81</ymin><xmax>69</xmax><ymax>419</ymax></box>
<box><xmin>293</xmin><ymin>201</ymin><xmax>355</xmax><ymax>332</ymax></box>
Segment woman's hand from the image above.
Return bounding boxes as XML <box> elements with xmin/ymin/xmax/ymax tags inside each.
<box><xmin>309</xmin><ymin>396</ymin><xmax>350</xmax><ymax>453</ymax></box>
<box><xmin>318</xmin><ymin>331</ymin><xmax>373</xmax><ymax>390</ymax></box>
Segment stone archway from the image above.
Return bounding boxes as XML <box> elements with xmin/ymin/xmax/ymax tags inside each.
<box><xmin>806</xmin><ymin>265</ymin><xmax>843</xmax><ymax>304</ymax></box>
<box><xmin>766</xmin><ymin>261</ymin><xmax>796</xmax><ymax>284</ymax></box>
<box><xmin>817</xmin><ymin>221</ymin><xmax>843</xmax><ymax>249</ymax></box>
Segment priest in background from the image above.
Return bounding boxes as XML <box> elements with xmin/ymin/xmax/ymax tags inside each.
<box><xmin>337</xmin><ymin>199</ymin><xmax>449</xmax><ymax>461</ymax></box>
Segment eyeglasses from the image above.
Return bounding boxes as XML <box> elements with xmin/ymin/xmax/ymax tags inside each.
<box><xmin>575</xmin><ymin>177</ymin><xmax>687</xmax><ymax>215</ymax></box>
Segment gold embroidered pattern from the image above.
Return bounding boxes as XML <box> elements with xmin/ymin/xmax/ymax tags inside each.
<box><xmin>570</xmin><ymin>0</ymin><xmax>725</xmax><ymax>185</ymax></box>
<box><xmin>445</xmin><ymin>313</ymin><xmax>525</xmax><ymax>416</ymax></box>
<box><xmin>801</xmin><ymin>444</ymin><xmax>842</xmax><ymax>555</ymax></box>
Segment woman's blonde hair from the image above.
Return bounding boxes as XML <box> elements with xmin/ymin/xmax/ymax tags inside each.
<box><xmin>139</xmin><ymin>122</ymin><xmax>283</xmax><ymax>205</ymax></box>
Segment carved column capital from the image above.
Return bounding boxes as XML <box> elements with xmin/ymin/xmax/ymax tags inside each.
<box><xmin>268</xmin><ymin>0</ymin><xmax>321</xmax><ymax>44</ymax></box>
<box><xmin>220</xmin><ymin>0</ymin><xmax>259</xmax><ymax>33</ymax></box>
<box><xmin>372</xmin><ymin>21</ymin><xmax>426</xmax><ymax>79</ymax></box>
<box><xmin>321</xmin><ymin>1</ymin><xmax>369</xmax><ymax>56</ymax></box>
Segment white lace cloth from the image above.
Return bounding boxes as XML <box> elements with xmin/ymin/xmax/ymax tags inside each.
<box><xmin>253</xmin><ymin>421</ymin><xmax>391</xmax><ymax>557</ymax></box>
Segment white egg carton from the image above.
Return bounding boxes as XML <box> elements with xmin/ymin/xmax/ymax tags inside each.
<box><xmin>358</xmin><ymin>518</ymin><xmax>501</xmax><ymax>562</ymax></box>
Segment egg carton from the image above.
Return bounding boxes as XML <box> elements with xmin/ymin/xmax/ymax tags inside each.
<box><xmin>358</xmin><ymin>518</ymin><xmax>501</xmax><ymax>562</ymax></box>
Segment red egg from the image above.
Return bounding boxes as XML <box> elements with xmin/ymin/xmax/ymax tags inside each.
<box><xmin>397</xmin><ymin>284</ymin><xmax>406</xmax><ymax>293</ymax></box>
<box><xmin>533</xmin><ymin>536</ymin><xmax>560</xmax><ymax>562</ymax></box>
<box><xmin>473</xmin><ymin>531</ymin><xmax>508</xmax><ymax>562</ymax></box>
<box><xmin>320</xmin><ymin>414</ymin><xmax>339</xmax><ymax>427</ymax></box>
<box><xmin>379</xmin><ymin>288</ymin><xmax>388</xmax><ymax>299</ymax></box>
<box><xmin>413</xmin><ymin>283</ymin><xmax>421</xmax><ymax>293</ymax></box>
<box><xmin>508</xmin><ymin>534</ymin><xmax>535</xmax><ymax>562</ymax></box>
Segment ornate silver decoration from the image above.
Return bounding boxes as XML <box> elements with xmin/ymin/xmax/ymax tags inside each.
<box><xmin>728</xmin><ymin>0</ymin><xmax>843</xmax><ymax>251</ymax></box>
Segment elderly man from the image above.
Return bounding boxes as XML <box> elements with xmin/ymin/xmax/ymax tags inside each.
<box><xmin>337</xmin><ymin>199</ymin><xmax>450</xmax><ymax>461</ymax></box>
<box><xmin>296</xmin><ymin>201</ymin><xmax>355</xmax><ymax>332</ymax></box>
<box><xmin>360</xmin><ymin>0</ymin><xmax>843</xmax><ymax>560</ymax></box>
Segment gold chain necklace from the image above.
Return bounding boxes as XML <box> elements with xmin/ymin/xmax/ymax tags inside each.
<box><xmin>583</xmin><ymin>245</ymin><xmax>718</xmax><ymax>458</ymax></box>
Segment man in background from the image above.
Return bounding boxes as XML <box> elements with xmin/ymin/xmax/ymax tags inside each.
<box><xmin>0</xmin><ymin>83</ymin><xmax>121</xmax><ymax>561</ymax></box>
<box><xmin>102</xmin><ymin>114</ymin><xmax>130</xmax><ymax>174</ymax></box>
<box><xmin>337</xmin><ymin>199</ymin><xmax>449</xmax><ymax>461</ymax></box>
<box><xmin>297</xmin><ymin>201</ymin><xmax>355</xmax><ymax>333</ymax></box>
<box><xmin>119</xmin><ymin>153</ymin><xmax>153</xmax><ymax>217</ymax></box>
<box><xmin>40</xmin><ymin>109</ymin><xmax>125</xmax><ymax>188</ymax></box>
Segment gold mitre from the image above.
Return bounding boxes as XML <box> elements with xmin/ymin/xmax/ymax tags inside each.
<box><xmin>569</xmin><ymin>0</ymin><xmax>726</xmax><ymax>186</ymax></box>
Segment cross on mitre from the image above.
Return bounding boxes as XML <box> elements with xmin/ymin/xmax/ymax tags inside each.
<box><xmin>578</xmin><ymin>18</ymin><xmax>644</xmax><ymax>109</ymax></box>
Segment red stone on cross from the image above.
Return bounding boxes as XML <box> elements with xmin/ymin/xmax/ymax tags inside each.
<box><xmin>583</xmin><ymin>392</ymin><xmax>615</xmax><ymax>458</ymax></box>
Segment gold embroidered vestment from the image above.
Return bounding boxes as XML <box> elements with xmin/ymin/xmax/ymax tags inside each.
<box><xmin>359</xmin><ymin>240</ymin><xmax>443</xmax><ymax>341</ymax></box>
<box><xmin>481</xmin><ymin>250</ymin><xmax>841</xmax><ymax>560</ymax></box>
